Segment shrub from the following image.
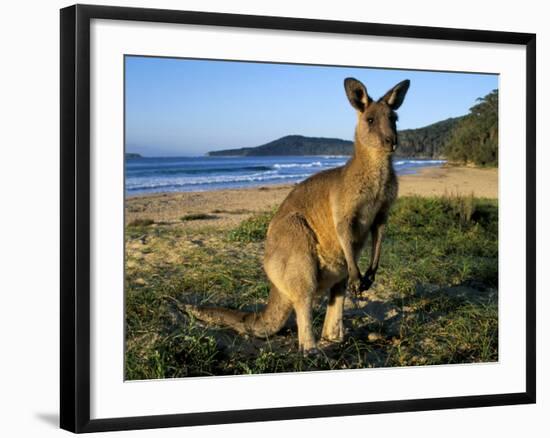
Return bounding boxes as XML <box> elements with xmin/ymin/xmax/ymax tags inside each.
<box><xmin>180</xmin><ymin>213</ymin><xmax>216</xmax><ymax>221</ymax></box>
<box><xmin>128</xmin><ymin>218</ymin><xmax>154</xmax><ymax>227</ymax></box>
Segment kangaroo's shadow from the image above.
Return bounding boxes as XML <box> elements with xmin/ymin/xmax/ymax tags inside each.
<box><xmin>163</xmin><ymin>281</ymin><xmax>497</xmax><ymax>371</ymax></box>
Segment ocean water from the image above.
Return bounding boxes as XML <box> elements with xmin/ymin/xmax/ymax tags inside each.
<box><xmin>125</xmin><ymin>156</ymin><xmax>446</xmax><ymax>196</ymax></box>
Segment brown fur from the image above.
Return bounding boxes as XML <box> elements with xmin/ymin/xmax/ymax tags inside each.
<box><xmin>186</xmin><ymin>78</ymin><xmax>410</xmax><ymax>353</ymax></box>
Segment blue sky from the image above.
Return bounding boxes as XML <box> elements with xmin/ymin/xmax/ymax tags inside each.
<box><xmin>125</xmin><ymin>56</ymin><xmax>498</xmax><ymax>157</ymax></box>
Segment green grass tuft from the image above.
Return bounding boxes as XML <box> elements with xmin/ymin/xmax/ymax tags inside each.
<box><xmin>227</xmin><ymin>210</ymin><xmax>275</xmax><ymax>242</ymax></box>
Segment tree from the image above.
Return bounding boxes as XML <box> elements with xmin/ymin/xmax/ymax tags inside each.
<box><xmin>444</xmin><ymin>89</ymin><xmax>498</xmax><ymax>166</ymax></box>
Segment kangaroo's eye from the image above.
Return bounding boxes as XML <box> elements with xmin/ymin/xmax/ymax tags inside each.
<box><xmin>367</xmin><ymin>117</ymin><xmax>374</xmax><ymax>125</ymax></box>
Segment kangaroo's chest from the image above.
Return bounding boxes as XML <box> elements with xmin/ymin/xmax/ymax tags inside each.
<box><xmin>355</xmin><ymin>194</ymin><xmax>381</xmax><ymax>225</ymax></box>
<box><xmin>356</xmin><ymin>171</ymin><xmax>394</xmax><ymax>220</ymax></box>
<box><xmin>352</xmin><ymin>200</ymin><xmax>382</xmax><ymax>248</ymax></box>
<box><xmin>353</xmin><ymin>171</ymin><xmax>396</xmax><ymax>243</ymax></box>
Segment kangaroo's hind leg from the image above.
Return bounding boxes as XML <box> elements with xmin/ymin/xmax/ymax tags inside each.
<box><xmin>293</xmin><ymin>290</ymin><xmax>317</xmax><ymax>354</ymax></box>
<box><xmin>264</xmin><ymin>213</ymin><xmax>319</xmax><ymax>354</ymax></box>
<box><xmin>269</xmin><ymin>275</ymin><xmax>317</xmax><ymax>354</ymax></box>
<box><xmin>321</xmin><ymin>279</ymin><xmax>346</xmax><ymax>343</ymax></box>
<box><xmin>268</xmin><ymin>249</ymin><xmax>318</xmax><ymax>354</ymax></box>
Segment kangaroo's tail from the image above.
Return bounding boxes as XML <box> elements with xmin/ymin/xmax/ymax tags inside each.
<box><xmin>185</xmin><ymin>286</ymin><xmax>293</xmax><ymax>338</ymax></box>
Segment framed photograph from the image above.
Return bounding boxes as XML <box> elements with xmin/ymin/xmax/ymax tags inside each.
<box><xmin>60</xmin><ymin>4</ymin><xmax>536</xmax><ymax>433</ymax></box>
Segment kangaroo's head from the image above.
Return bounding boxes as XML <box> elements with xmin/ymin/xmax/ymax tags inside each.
<box><xmin>344</xmin><ymin>78</ymin><xmax>410</xmax><ymax>154</ymax></box>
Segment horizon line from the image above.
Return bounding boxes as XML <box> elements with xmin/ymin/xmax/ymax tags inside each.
<box><xmin>126</xmin><ymin>115</ymin><xmax>464</xmax><ymax>158</ymax></box>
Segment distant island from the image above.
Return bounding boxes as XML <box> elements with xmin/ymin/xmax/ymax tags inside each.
<box><xmin>126</xmin><ymin>152</ymin><xmax>142</xmax><ymax>159</ymax></box>
<box><xmin>208</xmin><ymin>117</ymin><xmax>462</xmax><ymax>158</ymax></box>
<box><xmin>209</xmin><ymin>136</ymin><xmax>353</xmax><ymax>157</ymax></box>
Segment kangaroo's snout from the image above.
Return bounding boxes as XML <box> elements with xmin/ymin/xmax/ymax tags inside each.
<box><xmin>385</xmin><ymin>135</ymin><xmax>397</xmax><ymax>152</ymax></box>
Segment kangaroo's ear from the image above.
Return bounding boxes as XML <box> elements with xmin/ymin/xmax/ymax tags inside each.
<box><xmin>344</xmin><ymin>78</ymin><xmax>371</xmax><ymax>112</ymax></box>
<box><xmin>380</xmin><ymin>79</ymin><xmax>410</xmax><ymax>110</ymax></box>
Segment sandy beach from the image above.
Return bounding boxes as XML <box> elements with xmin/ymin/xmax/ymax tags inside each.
<box><xmin>126</xmin><ymin>165</ymin><xmax>498</xmax><ymax>229</ymax></box>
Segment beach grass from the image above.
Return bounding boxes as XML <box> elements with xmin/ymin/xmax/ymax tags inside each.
<box><xmin>125</xmin><ymin>195</ymin><xmax>498</xmax><ymax>379</ymax></box>
<box><xmin>128</xmin><ymin>218</ymin><xmax>155</xmax><ymax>227</ymax></box>
<box><xmin>180</xmin><ymin>213</ymin><xmax>217</xmax><ymax>221</ymax></box>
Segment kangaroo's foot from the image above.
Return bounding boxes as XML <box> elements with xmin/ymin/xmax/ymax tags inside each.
<box><xmin>321</xmin><ymin>322</ymin><xmax>345</xmax><ymax>343</ymax></box>
<box><xmin>323</xmin><ymin>280</ymin><xmax>346</xmax><ymax>342</ymax></box>
<box><xmin>300</xmin><ymin>344</ymin><xmax>321</xmax><ymax>357</ymax></box>
<box><xmin>321</xmin><ymin>309</ymin><xmax>345</xmax><ymax>343</ymax></box>
<box><xmin>298</xmin><ymin>334</ymin><xmax>319</xmax><ymax>356</ymax></box>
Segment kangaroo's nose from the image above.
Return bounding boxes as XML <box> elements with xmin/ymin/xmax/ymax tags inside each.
<box><xmin>385</xmin><ymin>136</ymin><xmax>397</xmax><ymax>149</ymax></box>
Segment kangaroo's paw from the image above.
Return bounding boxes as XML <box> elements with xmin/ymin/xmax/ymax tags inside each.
<box><xmin>360</xmin><ymin>270</ymin><xmax>376</xmax><ymax>292</ymax></box>
<box><xmin>347</xmin><ymin>277</ymin><xmax>361</xmax><ymax>295</ymax></box>
<box><xmin>359</xmin><ymin>276</ymin><xmax>373</xmax><ymax>292</ymax></box>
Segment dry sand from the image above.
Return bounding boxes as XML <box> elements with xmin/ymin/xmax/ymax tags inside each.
<box><xmin>126</xmin><ymin>165</ymin><xmax>498</xmax><ymax>229</ymax></box>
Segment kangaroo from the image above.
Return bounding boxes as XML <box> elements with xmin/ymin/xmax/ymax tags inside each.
<box><xmin>186</xmin><ymin>77</ymin><xmax>410</xmax><ymax>354</ymax></box>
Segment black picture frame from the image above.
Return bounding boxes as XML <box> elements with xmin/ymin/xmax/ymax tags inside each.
<box><xmin>60</xmin><ymin>4</ymin><xmax>536</xmax><ymax>433</ymax></box>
